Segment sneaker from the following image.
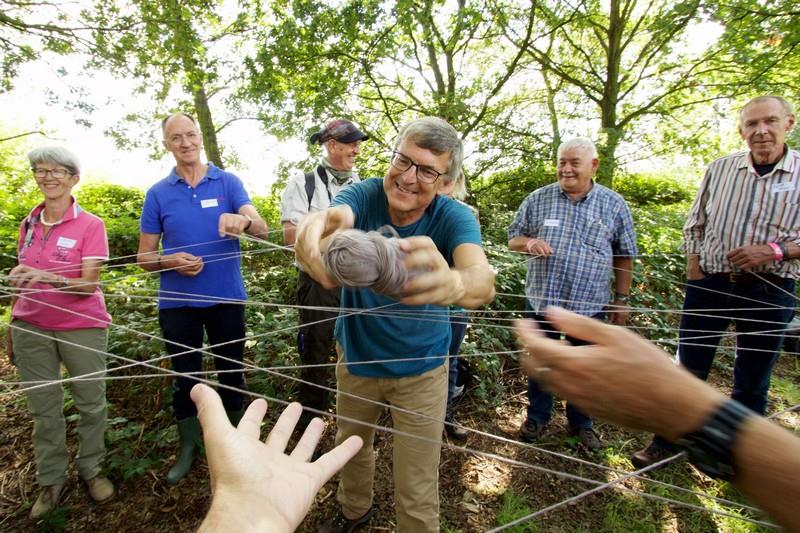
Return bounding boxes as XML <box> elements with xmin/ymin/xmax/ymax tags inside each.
<box><xmin>570</xmin><ymin>427</ymin><xmax>602</xmax><ymax>451</ymax></box>
<box><xmin>318</xmin><ymin>505</ymin><xmax>375</xmax><ymax>533</ymax></box>
<box><xmin>444</xmin><ymin>410</ymin><xmax>468</xmax><ymax>442</ymax></box>
<box><xmin>630</xmin><ymin>439</ymin><xmax>676</xmax><ymax>470</ymax></box>
<box><xmin>451</xmin><ymin>383</ymin><xmax>465</xmax><ymax>401</ymax></box>
<box><xmin>30</xmin><ymin>483</ymin><xmax>64</xmax><ymax>519</ymax></box>
<box><xmin>519</xmin><ymin>418</ymin><xmax>546</xmax><ymax>443</ymax></box>
<box><xmin>85</xmin><ymin>476</ymin><xmax>114</xmax><ymax>503</ymax></box>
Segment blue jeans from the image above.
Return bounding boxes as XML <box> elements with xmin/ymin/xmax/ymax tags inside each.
<box><xmin>525</xmin><ymin>304</ymin><xmax>602</xmax><ymax>430</ymax></box>
<box><xmin>447</xmin><ymin>311</ymin><xmax>469</xmax><ymax>407</ymax></box>
<box><xmin>678</xmin><ymin>274</ymin><xmax>795</xmax><ymax>415</ymax></box>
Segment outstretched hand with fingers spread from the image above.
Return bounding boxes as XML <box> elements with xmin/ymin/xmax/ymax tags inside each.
<box><xmin>192</xmin><ymin>384</ymin><xmax>363</xmax><ymax>532</ymax></box>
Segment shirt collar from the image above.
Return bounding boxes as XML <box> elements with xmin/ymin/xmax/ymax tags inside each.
<box><xmin>558</xmin><ymin>180</ymin><xmax>595</xmax><ymax>202</ymax></box>
<box><xmin>25</xmin><ymin>197</ymin><xmax>80</xmax><ymax>226</ymax></box>
<box><xmin>740</xmin><ymin>144</ymin><xmax>793</xmax><ymax>173</ymax></box>
<box><xmin>167</xmin><ymin>162</ymin><xmax>220</xmax><ymax>184</ymax></box>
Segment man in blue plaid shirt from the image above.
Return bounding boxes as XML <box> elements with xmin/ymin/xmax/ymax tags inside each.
<box><xmin>508</xmin><ymin>137</ymin><xmax>638</xmax><ymax>450</ymax></box>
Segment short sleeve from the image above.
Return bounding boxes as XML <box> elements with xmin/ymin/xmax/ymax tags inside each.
<box><xmin>82</xmin><ymin>217</ymin><xmax>110</xmax><ymax>260</ymax></box>
<box><xmin>280</xmin><ymin>170</ymin><xmax>310</xmax><ymax>225</ymax></box>
<box><xmin>612</xmin><ymin>200</ymin><xmax>638</xmax><ymax>257</ymax></box>
<box><xmin>140</xmin><ymin>188</ymin><xmax>163</xmax><ymax>235</ymax></box>
<box><xmin>226</xmin><ymin>173</ymin><xmax>252</xmax><ymax>212</ymax></box>
<box><xmin>508</xmin><ymin>195</ymin><xmax>534</xmax><ymax>240</ymax></box>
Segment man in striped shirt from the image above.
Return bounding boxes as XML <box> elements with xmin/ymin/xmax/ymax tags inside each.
<box><xmin>508</xmin><ymin>137</ymin><xmax>638</xmax><ymax>450</ymax></box>
<box><xmin>632</xmin><ymin>95</ymin><xmax>799</xmax><ymax>468</ymax></box>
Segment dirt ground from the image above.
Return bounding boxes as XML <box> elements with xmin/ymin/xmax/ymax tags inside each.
<box><xmin>1</xmin><ymin>351</ymin><xmax>797</xmax><ymax>532</ymax></box>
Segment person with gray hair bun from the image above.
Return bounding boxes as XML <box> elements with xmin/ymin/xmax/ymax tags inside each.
<box><xmin>6</xmin><ymin>146</ymin><xmax>115</xmax><ymax>519</ymax></box>
<box><xmin>508</xmin><ymin>136</ymin><xmax>638</xmax><ymax>451</ymax></box>
<box><xmin>296</xmin><ymin>116</ymin><xmax>495</xmax><ymax>532</ymax></box>
<box><xmin>280</xmin><ymin>118</ymin><xmax>369</xmax><ymax>432</ymax></box>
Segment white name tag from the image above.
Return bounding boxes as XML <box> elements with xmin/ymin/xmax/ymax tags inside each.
<box><xmin>543</xmin><ymin>219</ymin><xmax>560</xmax><ymax>227</ymax></box>
<box><xmin>201</xmin><ymin>198</ymin><xmax>219</xmax><ymax>208</ymax></box>
<box><xmin>56</xmin><ymin>237</ymin><xmax>77</xmax><ymax>248</ymax></box>
<box><xmin>772</xmin><ymin>181</ymin><xmax>796</xmax><ymax>193</ymax></box>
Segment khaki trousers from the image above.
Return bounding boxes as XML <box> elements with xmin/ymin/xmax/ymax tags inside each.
<box><xmin>12</xmin><ymin>320</ymin><xmax>108</xmax><ymax>486</ymax></box>
<box><xmin>335</xmin><ymin>344</ymin><xmax>447</xmax><ymax>533</ymax></box>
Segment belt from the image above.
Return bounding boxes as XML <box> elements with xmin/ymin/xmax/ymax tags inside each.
<box><xmin>710</xmin><ymin>272</ymin><xmax>787</xmax><ymax>285</ymax></box>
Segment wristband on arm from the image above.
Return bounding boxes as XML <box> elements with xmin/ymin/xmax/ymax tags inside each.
<box><xmin>768</xmin><ymin>242</ymin><xmax>784</xmax><ymax>262</ymax></box>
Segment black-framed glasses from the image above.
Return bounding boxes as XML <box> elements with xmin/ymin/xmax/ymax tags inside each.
<box><xmin>390</xmin><ymin>151</ymin><xmax>447</xmax><ymax>184</ymax></box>
<box><xmin>33</xmin><ymin>167</ymin><xmax>72</xmax><ymax>179</ymax></box>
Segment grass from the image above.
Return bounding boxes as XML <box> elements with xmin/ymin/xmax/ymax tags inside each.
<box><xmin>494</xmin><ymin>490</ymin><xmax>539</xmax><ymax>533</ymax></box>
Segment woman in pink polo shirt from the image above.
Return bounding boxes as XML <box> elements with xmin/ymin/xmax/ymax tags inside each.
<box><xmin>6</xmin><ymin>147</ymin><xmax>114</xmax><ymax>519</ymax></box>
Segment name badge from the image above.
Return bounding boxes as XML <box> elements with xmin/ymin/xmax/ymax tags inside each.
<box><xmin>772</xmin><ymin>181</ymin><xmax>796</xmax><ymax>193</ymax></box>
<box><xmin>56</xmin><ymin>237</ymin><xmax>77</xmax><ymax>249</ymax></box>
<box><xmin>543</xmin><ymin>219</ymin><xmax>560</xmax><ymax>227</ymax></box>
<box><xmin>201</xmin><ymin>198</ymin><xmax>219</xmax><ymax>208</ymax></box>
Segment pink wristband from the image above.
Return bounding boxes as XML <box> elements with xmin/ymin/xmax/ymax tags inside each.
<box><xmin>768</xmin><ymin>242</ymin><xmax>784</xmax><ymax>261</ymax></box>
<box><xmin>525</xmin><ymin>239</ymin><xmax>538</xmax><ymax>254</ymax></box>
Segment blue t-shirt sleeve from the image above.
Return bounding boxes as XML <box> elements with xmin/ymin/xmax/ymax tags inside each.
<box><xmin>140</xmin><ymin>187</ymin><xmax>163</xmax><ymax>234</ymax></box>
<box><xmin>226</xmin><ymin>173</ymin><xmax>252</xmax><ymax>212</ymax></box>
<box><xmin>448</xmin><ymin>201</ymin><xmax>482</xmax><ymax>252</ymax></box>
<box><xmin>331</xmin><ymin>179</ymin><xmax>376</xmax><ymax>228</ymax></box>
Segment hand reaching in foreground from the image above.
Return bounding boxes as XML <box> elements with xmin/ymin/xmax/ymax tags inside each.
<box><xmin>193</xmin><ymin>384</ymin><xmax>363</xmax><ymax>532</ymax></box>
<box><xmin>514</xmin><ymin>307</ymin><xmax>724</xmax><ymax>442</ymax></box>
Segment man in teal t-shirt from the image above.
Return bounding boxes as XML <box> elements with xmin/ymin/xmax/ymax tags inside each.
<box><xmin>296</xmin><ymin>117</ymin><xmax>495</xmax><ymax>532</ymax></box>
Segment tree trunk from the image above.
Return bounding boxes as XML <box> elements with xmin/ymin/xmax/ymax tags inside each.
<box><xmin>192</xmin><ymin>85</ymin><xmax>223</xmax><ymax>168</ymax></box>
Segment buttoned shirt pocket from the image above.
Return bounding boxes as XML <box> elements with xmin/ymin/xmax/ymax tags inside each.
<box><xmin>581</xmin><ymin>218</ymin><xmax>610</xmax><ymax>253</ymax></box>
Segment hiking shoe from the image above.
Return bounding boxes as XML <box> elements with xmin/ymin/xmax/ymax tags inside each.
<box><xmin>30</xmin><ymin>483</ymin><xmax>64</xmax><ymax>519</ymax></box>
<box><xmin>519</xmin><ymin>418</ymin><xmax>546</xmax><ymax>443</ymax></box>
<box><xmin>570</xmin><ymin>427</ymin><xmax>602</xmax><ymax>451</ymax></box>
<box><xmin>444</xmin><ymin>410</ymin><xmax>468</xmax><ymax>442</ymax></box>
<box><xmin>318</xmin><ymin>505</ymin><xmax>375</xmax><ymax>533</ymax></box>
<box><xmin>85</xmin><ymin>476</ymin><xmax>114</xmax><ymax>503</ymax></box>
<box><xmin>630</xmin><ymin>439</ymin><xmax>676</xmax><ymax>470</ymax></box>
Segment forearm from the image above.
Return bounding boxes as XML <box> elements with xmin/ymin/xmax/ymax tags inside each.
<box><xmin>137</xmin><ymin>250</ymin><xmax>163</xmax><ymax>272</ymax></box>
<box><xmin>452</xmin><ymin>264</ymin><xmax>495</xmax><ymax>309</ymax></box>
<box><xmin>508</xmin><ymin>236</ymin><xmax>532</xmax><ymax>253</ymax></box>
<box><xmin>245</xmin><ymin>216</ymin><xmax>269</xmax><ymax>238</ymax></box>
<box><xmin>282</xmin><ymin>222</ymin><xmax>297</xmax><ymax>246</ymax></box>
<box><xmin>612</xmin><ymin>257</ymin><xmax>633</xmax><ymax>295</ymax></box>
<box><xmin>731</xmin><ymin>416</ymin><xmax>800</xmax><ymax>531</ymax></box>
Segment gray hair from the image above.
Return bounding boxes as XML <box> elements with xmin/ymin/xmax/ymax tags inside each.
<box><xmin>394</xmin><ymin>117</ymin><xmax>463</xmax><ymax>183</ymax></box>
<box><xmin>739</xmin><ymin>95</ymin><xmax>795</xmax><ymax>126</ymax></box>
<box><xmin>557</xmin><ymin>137</ymin><xmax>598</xmax><ymax>160</ymax></box>
<box><xmin>27</xmin><ymin>146</ymin><xmax>81</xmax><ymax>175</ymax></box>
<box><xmin>161</xmin><ymin>112</ymin><xmax>198</xmax><ymax>138</ymax></box>
<box><xmin>449</xmin><ymin>171</ymin><xmax>468</xmax><ymax>200</ymax></box>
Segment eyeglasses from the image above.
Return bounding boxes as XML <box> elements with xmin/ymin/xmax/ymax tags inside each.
<box><xmin>390</xmin><ymin>151</ymin><xmax>447</xmax><ymax>184</ymax></box>
<box><xmin>33</xmin><ymin>168</ymin><xmax>72</xmax><ymax>179</ymax></box>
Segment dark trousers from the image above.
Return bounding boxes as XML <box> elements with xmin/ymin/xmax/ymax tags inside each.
<box><xmin>297</xmin><ymin>270</ymin><xmax>340</xmax><ymax>413</ymax></box>
<box><xmin>447</xmin><ymin>311</ymin><xmax>469</xmax><ymax>407</ymax></box>
<box><xmin>159</xmin><ymin>303</ymin><xmax>246</xmax><ymax>420</ymax></box>
<box><xmin>678</xmin><ymin>275</ymin><xmax>795</xmax><ymax>415</ymax></box>
<box><xmin>525</xmin><ymin>304</ymin><xmax>602</xmax><ymax>430</ymax></box>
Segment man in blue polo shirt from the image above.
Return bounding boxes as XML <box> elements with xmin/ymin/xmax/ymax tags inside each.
<box><xmin>295</xmin><ymin>117</ymin><xmax>495</xmax><ymax>532</ymax></box>
<box><xmin>137</xmin><ymin>112</ymin><xmax>268</xmax><ymax>485</ymax></box>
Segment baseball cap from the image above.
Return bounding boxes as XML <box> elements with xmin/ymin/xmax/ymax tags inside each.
<box><xmin>309</xmin><ymin>119</ymin><xmax>369</xmax><ymax>145</ymax></box>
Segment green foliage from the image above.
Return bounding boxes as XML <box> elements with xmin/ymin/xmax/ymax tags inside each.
<box><xmin>76</xmin><ymin>182</ymin><xmax>144</xmax><ymax>262</ymax></box>
<box><xmin>615</xmin><ymin>171</ymin><xmax>696</xmax><ymax>207</ymax></box>
<box><xmin>494</xmin><ymin>490</ymin><xmax>538</xmax><ymax>533</ymax></box>
<box><xmin>0</xmin><ymin>138</ymin><xmax>39</xmax><ymax>272</ymax></box>
<box><xmin>630</xmin><ymin>203</ymin><xmax>691</xmax><ymax>351</ymax></box>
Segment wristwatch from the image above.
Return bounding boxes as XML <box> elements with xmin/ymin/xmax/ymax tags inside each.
<box><xmin>676</xmin><ymin>399</ymin><xmax>753</xmax><ymax>480</ymax></box>
<box><xmin>614</xmin><ymin>292</ymin><xmax>630</xmax><ymax>304</ymax></box>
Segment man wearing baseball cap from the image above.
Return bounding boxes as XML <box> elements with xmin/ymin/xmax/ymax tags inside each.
<box><xmin>280</xmin><ymin>119</ymin><xmax>369</xmax><ymax>429</ymax></box>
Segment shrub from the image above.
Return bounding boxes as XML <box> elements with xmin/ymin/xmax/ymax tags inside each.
<box><xmin>615</xmin><ymin>171</ymin><xmax>696</xmax><ymax>207</ymax></box>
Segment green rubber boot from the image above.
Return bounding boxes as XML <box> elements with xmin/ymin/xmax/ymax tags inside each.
<box><xmin>226</xmin><ymin>409</ymin><xmax>245</xmax><ymax>427</ymax></box>
<box><xmin>166</xmin><ymin>417</ymin><xmax>201</xmax><ymax>485</ymax></box>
